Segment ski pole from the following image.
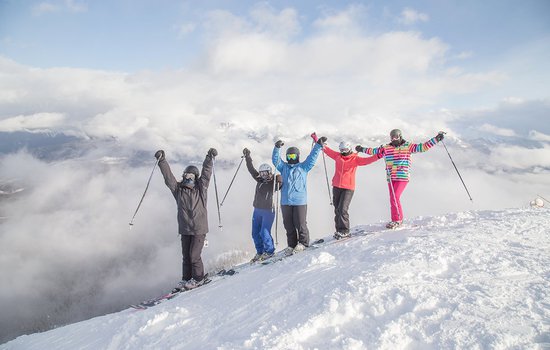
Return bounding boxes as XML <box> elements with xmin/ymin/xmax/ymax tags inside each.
<box><xmin>440</xmin><ymin>138</ymin><xmax>473</xmax><ymax>202</ymax></box>
<box><xmin>275</xmin><ymin>180</ymin><xmax>279</xmax><ymax>246</ymax></box>
<box><xmin>220</xmin><ymin>156</ymin><xmax>244</xmax><ymax>206</ymax></box>
<box><xmin>212</xmin><ymin>159</ymin><xmax>223</xmax><ymax>229</ymax></box>
<box><xmin>129</xmin><ymin>157</ymin><xmax>160</xmax><ymax>227</ymax></box>
<box><xmin>321</xmin><ymin>150</ymin><xmax>333</xmax><ymax>206</ymax></box>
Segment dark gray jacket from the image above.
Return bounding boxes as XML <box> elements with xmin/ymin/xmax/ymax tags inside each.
<box><xmin>245</xmin><ymin>154</ymin><xmax>282</xmax><ymax>210</ymax></box>
<box><xmin>159</xmin><ymin>154</ymin><xmax>213</xmax><ymax>235</ymax></box>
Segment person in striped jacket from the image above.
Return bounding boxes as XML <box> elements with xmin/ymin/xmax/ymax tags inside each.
<box><xmin>356</xmin><ymin>129</ymin><xmax>444</xmax><ymax>229</ymax></box>
<box><xmin>311</xmin><ymin>132</ymin><xmax>382</xmax><ymax>239</ymax></box>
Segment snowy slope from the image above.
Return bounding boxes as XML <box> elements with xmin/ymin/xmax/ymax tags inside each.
<box><xmin>2</xmin><ymin>207</ymin><xmax>549</xmax><ymax>350</ymax></box>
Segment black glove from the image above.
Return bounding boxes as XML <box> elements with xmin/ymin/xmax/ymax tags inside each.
<box><xmin>355</xmin><ymin>145</ymin><xmax>364</xmax><ymax>153</ymax></box>
<box><xmin>435</xmin><ymin>132</ymin><xmax>445</xmax><ymax>142</ymax></box>
<box><xmin>208</xmin><ymin>148</ymin><xmax>218</xmax><ymax>158</ymax></box>
<box><xmin>317</xmin><ymin>136</ymin><xmax>327</xmax><ymax>145</ymax></box>
<box><xmin>243</xmin><ymin>148</ymin><xmax>250</xmax><ymax>157</ymax></box>
<box><xmin>154</xmin><ymin>150</ymin><xmax>165</xmax><ymax>161</ymax></box>
<box><xmin>275</xmin><ymin>140</ymin><xmax>284</xmax><ymax>148</ymax></box>
<box><xmin>377</xmin><ymin>146</ymin><xmax>386</xmax><ymax>159</ymax></box>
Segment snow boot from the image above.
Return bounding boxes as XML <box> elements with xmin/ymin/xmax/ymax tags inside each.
<box><xmin>386</xmin><ymin>221</ymin><xmax>402</xmax><ymax>229</ymax></box>
<box><xmin>259</xmin><ymin>252</ymin><xmax>274</xmax><ymax>261</ymax></box>
<box><xmin>293</xmin><ymin>243</ymin><xmax>306</xmax><ymax>254</ymax></box>
<box><xmin>333</xmin><ymin>231</ymin><xmax>351</xmax><ymax>240</ymax></box>
<box><xmin>172</xmin><ymin>280</ymin><xmax>189</xmax><ymax>293</ymax></box>
<box><xmin>250</xmin><ymin>253</ymin><xmax>262</xmax><ymax>263</ymax></box>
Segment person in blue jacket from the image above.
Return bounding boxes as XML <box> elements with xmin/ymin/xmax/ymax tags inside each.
<box><xmin>272</xmin><ymin>136</ymin><xmax>324</xmax><ymax>254</ymax></box>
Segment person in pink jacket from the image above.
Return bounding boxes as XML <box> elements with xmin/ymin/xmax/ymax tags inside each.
<box><xmin>312</xmin><ymin>132</ymin><xmax>382</xmax><ymax>239</ymax></box>
<box><xmin>356</xmin><ymin>129</ymin><xmax>444</xmax><ymax>229</ymax></box>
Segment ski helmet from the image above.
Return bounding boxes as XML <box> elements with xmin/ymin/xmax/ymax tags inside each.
<box><xmin>390</xmin><ymin>129</ymin><xmax>402</xmax><ymax>140</ymax></box>
<box><xmin>286</xmin><ymin>146</ymin><xmax>300</xmax><ymax>164</ymax></box>
<box><xmin>258</xmin><ymin>163</ymin><xmax>272</xmax><ymax>174</ymax></box>
<box><xmin>338</xmin><ymin>141</ymin><xmax>352</xmax><ymax>154</ymax></box>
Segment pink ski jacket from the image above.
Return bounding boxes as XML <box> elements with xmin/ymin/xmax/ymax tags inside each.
<box><xmin>363</xmin><ymin>137</ymin><xmax>438</xmax><ymax>182</ymax></box>
<box><xmin>324</xmin><ymin>146</ymin><xmax>379</xmax><ymax>190</ymax></box>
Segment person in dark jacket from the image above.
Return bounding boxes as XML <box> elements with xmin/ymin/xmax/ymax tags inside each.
<box><xmin>154</xmin><ymin>148</ymin><xmax>218</xmax><ymax>291</ymax></box>
<box><xmin>243</xmin><ymin>148</ymin><xmax>282</xmax><ymax>262</ymax></box>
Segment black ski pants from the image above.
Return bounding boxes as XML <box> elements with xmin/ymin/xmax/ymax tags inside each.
<box><xmin>333</xmin><ymin>187</ymin><xmax>354</xmax><ymax>234</ymax></box>
<box><xmin>181</xmin><ymin>234</ymin><xmax>206</xmax><ymax>282</ymax></box>
<box><xmin>281</xmin><ymin>204</ymin><xmax>309</xmax><ymax>247</ymax></box>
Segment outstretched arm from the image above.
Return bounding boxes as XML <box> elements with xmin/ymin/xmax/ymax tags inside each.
<box><xmin>243</xmin><ymin>148</ymin><xmax>259</xmax><ymax>179</ymax></box>
<box><xmin>156</xmin><ymin>151</ymin><xmax>178</xmax><ymax>195</ymax></box>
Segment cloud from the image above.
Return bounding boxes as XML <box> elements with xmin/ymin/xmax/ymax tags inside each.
<box><xmin>478</xmin><ymin>123</ymin><xmax>516</xmax><ymax>137</ymax></box>
<box><xmin>399</xmin><ymin>8</ymin><xmax>429</xmax><ymax>25</ymax></box>
<box><xmin>0</xmin><ymin>112</ymin><xmax>65</xmax><ymax>132</ymax></box>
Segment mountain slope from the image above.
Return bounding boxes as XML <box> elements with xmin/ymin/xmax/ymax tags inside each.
<box><xmin>2</xmin><ymin>208</ymin><xmax>549</xmax><ymax>349</ymax></box>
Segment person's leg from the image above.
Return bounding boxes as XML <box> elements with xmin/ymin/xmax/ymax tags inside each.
<box><xmin>388</xmin><ymin>182</ymin><xmax>400</xmax><ymax>222</ymax></box>
<box><xmin>333</xmin><ymin>187</ymin><xmax>344</xmax><ymax>233</ymax></box>
<box><xmin>180</xmin><ymin>235</ymin><xmax>192</xmax><ymax>280</ymax></box>
<box><xmin>258</xmin><ymin>208</ymin><xmax>275</xmax><ymax>254</ymax></box>
<box><xmin>189</xmin><ymin>235</ymin><xmax>206</xmax><ymax>281</ymax></box>
<box><xmin>294</xmin><ymin>205</ymin><xmax>310</xmax><ymax>246</ymax></box>
<box><xmin>338</xmin><ymin>189</ymin><xmax>354</xmax><ymax>233</ymax></box>
<box><xmin>281</xmin><ymin>205</ymin><xmax>298</xmax><ymax>248</ymax></box>
<box><xmin>251</xmin><ymin>208</ymin><xmax>264</xmax><ymax>254</ymax></box>
<box><xmin>392</xmin><ymin>181</ymin><xmax>408</xmax><ymax>222</ymax></box>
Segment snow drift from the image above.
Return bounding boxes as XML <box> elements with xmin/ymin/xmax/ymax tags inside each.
<box><xmin>2</xmin><ymin>207</ymin><xmax>549</xmax><ymax>349</ymax></box>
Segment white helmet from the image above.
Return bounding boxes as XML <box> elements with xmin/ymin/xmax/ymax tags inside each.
<box><xmin>258</xmin><ymin>163</ymin><xmax>272</xmax><ymax>174</ymax></box>
<box><xmin>338</xmin><ymin>141</ymin><xmax>352</xmax><ymax>153</ymax></box>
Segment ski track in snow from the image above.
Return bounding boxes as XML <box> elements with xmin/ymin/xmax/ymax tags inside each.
<box><xmin>2</xmin><ymin>208</ymin><xmax>549</xmax><ymax>350</ymax></box>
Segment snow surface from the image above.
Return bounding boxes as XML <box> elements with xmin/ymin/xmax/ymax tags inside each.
<box><xmin>2</xmin><ymin>207</ymin><xmax>549</xmax><ymax>350</ymax></box>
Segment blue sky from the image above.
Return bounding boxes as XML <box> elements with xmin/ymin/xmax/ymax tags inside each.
<box><xmin>1</xmin><ymin>0</ymin><xmax>549</xmax><ymax>73</ymax></box>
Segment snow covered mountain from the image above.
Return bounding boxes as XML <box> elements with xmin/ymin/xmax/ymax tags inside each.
<box><xmin>2</xmin><ymin>207</ymin><xmax>549</xmax><ymax>349</ymax></box>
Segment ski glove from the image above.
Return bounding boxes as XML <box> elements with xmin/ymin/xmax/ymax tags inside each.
<box><xmin>435</xmin><ymin>132</ymin><xmax>445</xmax><ymax>142</ymax></box>
<box><xmin>376</xmin><ymin>146</ymin><xmax>386</xmax><ymax>158</ymax></box>
<box><xmin>243</xmin><ymin>148</ymin><xmax>251</xmax><ymax>157</ymax></box>
<box><xmin>275</xmin><ymin>140</ymin><xmax>284</xmax><ymax>148</ymax></box>
<box><xmin>317</xmin><ymin>136</ymin><xmax>327</xmax><ymax>145</ymax></box>
<box><xmin>208</xmin><ymin>148</ymin><xmax>218</xmax><ymax>158</ymax></box>
<box><xmin>355</xmin><ymin>145</ymin><xmax>364</xmax><ymax>153</ymax></box>
<box><xmin>310</xmin><ymin>132</ymin><xmax>319</xmax><ymax>143</ymax></box>
<box><xmin>155</xmin><ymin>150</ymin><xmax>165</xmax><ymax>161</ymax></box>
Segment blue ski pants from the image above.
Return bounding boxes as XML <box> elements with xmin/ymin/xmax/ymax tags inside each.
<box><xmin>251</xmin><ymin>208</ymin><xmax>275</xmax><ymax>254</ymax></box>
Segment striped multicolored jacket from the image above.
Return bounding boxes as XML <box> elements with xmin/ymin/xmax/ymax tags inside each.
<box><xmin>364</xmin><ymin>137</ymin><xmax>438</xmax><ymax>182</ymax></box>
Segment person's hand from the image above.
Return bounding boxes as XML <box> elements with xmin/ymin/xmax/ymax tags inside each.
<box><xmin>317</xmin><ymin>136</ymin><xmax>327</xmax><ymax>145</ymax></box>
<box><xmin>310</xmin><ymin>132</ymin><xmax>319</xmax><ymax>143</ymax></box>
<box><xmin>154</xmin><ymin>150</ymin><xmax>165</xmax><ymax>161</ymax></box>
<box><xmin>355</xmin><ymin>145</ymin><xmax>364</xmax><ymax>153</ymax></box>
<box><xmin>275</xmin><ymin>140</ymin><xmax>284</xmax><ymax>148</ymax></box>
<box><xmin>243</xmin><ymin>148</ymin><xmax>250</xmax><ymax>157</ymax></box>
<box><xmin>435</xmin><ymin>131</ymin><xmax>445</xmax><ymax>142</ymax></box>
<box><xmin>377</xmin><ymin>146</ymin><xmax>386</xmax><ymax>158</ymax></box>
<box><xmin>208</xmin><ymin>148</ymin><xmax>218</xmax><ymax>158</ymax></box>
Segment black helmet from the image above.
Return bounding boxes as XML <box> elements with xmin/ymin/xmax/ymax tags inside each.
<box><xmin>183</xmin><ymin>165</ymin><xmax>199</xmax><ymax>178</ymax></box>
<box><xmin>286</xmin><ymin>146</ymin><xmax>300</xmax><ymax>164</ymax></box>
<box><xmin>390</xmin><ymin>129</ymin><xmax>402</xmax><ymax>140</ymax></box>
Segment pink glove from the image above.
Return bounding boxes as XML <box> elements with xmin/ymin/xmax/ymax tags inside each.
<box><xmin>311</xmin><ymin>132</ymin><xmax>319</xmax><ymax>143</ymax></box>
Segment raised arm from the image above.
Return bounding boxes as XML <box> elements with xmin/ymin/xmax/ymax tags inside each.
<box><xmin>199</xmin><ymin>148</ymin><xmax>217</xmax><ymax>189</ymax></box>
<box><xmin>156</xmin><ymin>150</ymin><xmax>178</xmax><ymax>195</ymax></box>
<box><xmin>243</xmin><ymin>148</ymin><xmax>259</xmax><ymax>179</ymax></box>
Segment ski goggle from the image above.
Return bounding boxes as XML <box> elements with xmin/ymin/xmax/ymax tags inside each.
<box><xmin>286</xmin><ymin>153</ymin><xmax>297</xmax><ymax>160</ymax></box>
<box><xmin>183</xmin><ymin>173</ymin><xmax>196</xmax><ymax>180</ymax></box>
<box><xmin>259</xmin><ymin>170</ymin><xmax>271</xmax><ymax>178</ymax></box>
<box><xmin>390</xmin><ymin>135</ymin><xmax>401</xmax><ymax>140</ymax></box>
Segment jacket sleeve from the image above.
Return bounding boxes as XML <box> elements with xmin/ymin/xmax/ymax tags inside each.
<box><xmin>408</xmin><ymin>137</ymin><xmax>438</xmax><ymax>153</ymax></box>
<box><xmin>323</xmin><ymin>145</ymin><xmax>339</xmax><ymax>160</ymax></box>
<box><xmin>199</xmin><ymin>154</ymin><xmax>214</xmax><ymax>189</ymax></box>
<box><xmin>356</xmin><ymin>154</ymin><xmax>380</xmax><ymax>166</ymax></box>
<box><xmin>362</xmin><ymin>147</ymin><xmax>380</xmax><ymax>156</ymax></box>
<box><xmin>158</xmin><ymin>159</ymin><xmax>178</xmax><ymax>195</ymax></box>
<box><xmin>245</xmin><ymin>154</ymin><xmax>259</xmax><ymax>180</ymax></box>
<box><xmin>301</xmin><ymin>143</ymin><xmax>322</xmax><ymax>172</ymax></box>
<box><xmin>272</xmin><ymin>146</ymin><xmax>284</xmax><ymax>172</ymax></box>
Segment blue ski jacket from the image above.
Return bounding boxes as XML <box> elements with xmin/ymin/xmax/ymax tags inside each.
<box><xmin>272</xmin><ymin>143</ymin><xmax>322</xmax><ymax>206</ymax></box>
